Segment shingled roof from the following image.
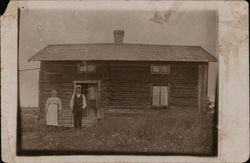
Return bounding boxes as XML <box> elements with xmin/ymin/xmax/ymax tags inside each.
<box><xmin>29</xmin><ymin>43</ymin><xmax>217</xmax><ymax>62</ymax></box>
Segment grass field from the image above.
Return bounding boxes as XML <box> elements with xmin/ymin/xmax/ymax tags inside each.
<box><xmin>19</xmin><ymin>107</ymin><xmax>216</xmax><ymax>155</ymax></box>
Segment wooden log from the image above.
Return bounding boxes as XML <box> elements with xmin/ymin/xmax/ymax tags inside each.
<box><xmin>198</xmin><ymin>63</ymin><xmax>208</xmax><ymax>114</ymax></box>
<box><xmin>39</xmin><ymin>61</ymin><xmax>201</xmax><ymax>112</ymax></box>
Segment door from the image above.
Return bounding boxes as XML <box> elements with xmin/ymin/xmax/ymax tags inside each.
<box><xmin>86</xmin><ymin>83</ymin><xmax>98</xmax><ymax>116</ymax></box>
<box><xmin>76</xmin><ymin>82</ymin><xmax>99</xmax><ymax>117</ymax></box>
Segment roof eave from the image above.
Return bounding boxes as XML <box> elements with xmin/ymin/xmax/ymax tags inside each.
<box><xmin>28</xmin><ymin>45</ymin><xmax>50</xmax><ymax>62</ymax></box>
<box><xmin>28</xmin><ymin>44</ymin><xmax>218</xmax><ymax>62</ymax></box>
<box><xmin>199</xmin><ymin>46</ymin><xmax>217</xmax><ymax>62</ymax></box>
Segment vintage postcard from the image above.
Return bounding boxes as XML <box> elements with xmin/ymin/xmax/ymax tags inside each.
<box><xmin>1</xmin><ymin>1</ymin><xmax>249</xmax><ymax>163</ymax></box>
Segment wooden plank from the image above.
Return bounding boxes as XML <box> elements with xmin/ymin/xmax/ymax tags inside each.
<box><xmin>40</xmin><ymin>61</ymin><xmax>201</xmax><ymax>111</ymax></box>
<box><xmin>197</xmin><ymin>63</ymin><xmax>208</xmax><ymax>114</ymax></box>
<box><xmin>39</xmin><ymin>61</ymin><xmax>46</xmax><ymax>112</ymax></box>
<box><xmin>202</xmin><ymin>64</ymin><xmax>208</xmax><ymax>114</ymax></box>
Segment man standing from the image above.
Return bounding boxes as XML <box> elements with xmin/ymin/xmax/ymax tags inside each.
<box><xmin>70</xmin><ymin>85</ymin><xmax>87</xmax><ymax>128</ymax></box>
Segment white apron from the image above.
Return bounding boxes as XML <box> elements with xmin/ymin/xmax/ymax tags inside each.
<box><xmin>45</xmin><ymin>97</ymin><xmax>62</xmax><ymax>126</ymax></box>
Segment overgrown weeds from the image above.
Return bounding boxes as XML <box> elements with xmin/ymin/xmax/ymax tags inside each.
<box><xmin>20</xmin><ymin>107</ymin><xmax>216</xmax><ymax>155</ymax></box>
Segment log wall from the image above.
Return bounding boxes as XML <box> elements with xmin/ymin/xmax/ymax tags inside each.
<box><xmin>169</xmin><ymin>64</ymin><xmax>198</xmax><ymax>109</ymax></box>
<box><xmin>108</xmin><ymin>62</ymin><xmax>198</xmax><ymax>110</ymax></box>
<box><xmin>39</xmin><ymin>61</ymin><xmax>200</xmax><ymax>112</ymax></box>
<box><xmin>108</xmin><ymin>63</ymin><xmax>151</xmax><ymax>109</ymax></box>
<box><xmin>39</xmin><ymin>61</ymin><xmax>109</xmax><ymax>111</ymax></box>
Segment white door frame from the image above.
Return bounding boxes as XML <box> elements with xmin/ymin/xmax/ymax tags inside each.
<box><xmin>73</xmin><ymin>80</ymin><xmax>101</xmax><ymax>108</ymax></box>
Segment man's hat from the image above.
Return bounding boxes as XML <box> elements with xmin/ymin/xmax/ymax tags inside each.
<box><xmin>76</xmin><ymin>85</ymin><xmax>82</xmax><ymax>88</ymax></box>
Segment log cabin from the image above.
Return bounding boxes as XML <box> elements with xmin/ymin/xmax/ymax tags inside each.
<box><xmin>29</xmin><ymin>30</ymin><xmax>217</xmax><ymax>127</ymax></box>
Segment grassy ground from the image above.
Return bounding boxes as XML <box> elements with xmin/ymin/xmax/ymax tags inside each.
<box><xmin>20</xmin><ymin>107</ymin><xmax>216</xmax><ymax>155</ymax></box>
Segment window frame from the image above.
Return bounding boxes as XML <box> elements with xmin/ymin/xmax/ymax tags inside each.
<box><xmin>151</xmin><ymin>84</ymin><xmax>170</xmax><ymax>108</ymax></box>
<box><xmin>77</xmin><ymin>63</ymin><xmax>97</xmax><ymax>74</ymax></box>
<box><xmin>151</xmin><ymin>64</ymin><xmax>170</xmax><ymax>74</ymax></box>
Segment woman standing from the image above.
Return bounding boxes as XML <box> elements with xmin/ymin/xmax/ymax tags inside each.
<box><xmin>45</xmin><ymin>90</ymin><xmax>62</xmax><ymax>127</ymax></box>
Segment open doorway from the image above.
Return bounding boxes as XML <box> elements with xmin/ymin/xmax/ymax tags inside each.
<box><xmin>74</xmin><ymin>81</ymin><xmax>100</xmax><ymax>117</ymax></box>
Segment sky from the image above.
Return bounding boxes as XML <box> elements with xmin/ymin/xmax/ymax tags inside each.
<box><xmin>19</xmin><ymin>9</ymin><xmax>217</xmax><ymax>107</ymax></box>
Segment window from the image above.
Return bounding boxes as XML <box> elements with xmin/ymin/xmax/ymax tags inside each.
<box><xmin>151</xmin><ymin>64</ymin><xmax>170</xmax><ymax>74</ymax></box>
<box><xmin>77</xmin><ymin>63</ymin><xmax>96</xmax><ymax>73</ymax></box>
<box><xmin>152</xmin><ymin>86</ymin><xmax>169</xmax><ymax>107</ymax></box>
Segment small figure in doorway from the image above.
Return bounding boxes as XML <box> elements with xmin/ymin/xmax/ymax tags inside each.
<box><xmin>70</xmin><ymin>85</ymin><xmax>87</xmax><ymax>128</ymax></box>
<box><xmin>45</xmin><ymin>90</ymin><xmax>62</xmax><ymax>127</ymax></box>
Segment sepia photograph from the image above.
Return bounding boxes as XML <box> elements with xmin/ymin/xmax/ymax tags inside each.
<box><xmin>18</xmin><ymin>6</ymin><xmax>218</xmax><ymax>155</ymax></box>
<box><xmin>1</xmin><ymin>1</ymin><xmax>249</xmax><ymax>162</ymax></box>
